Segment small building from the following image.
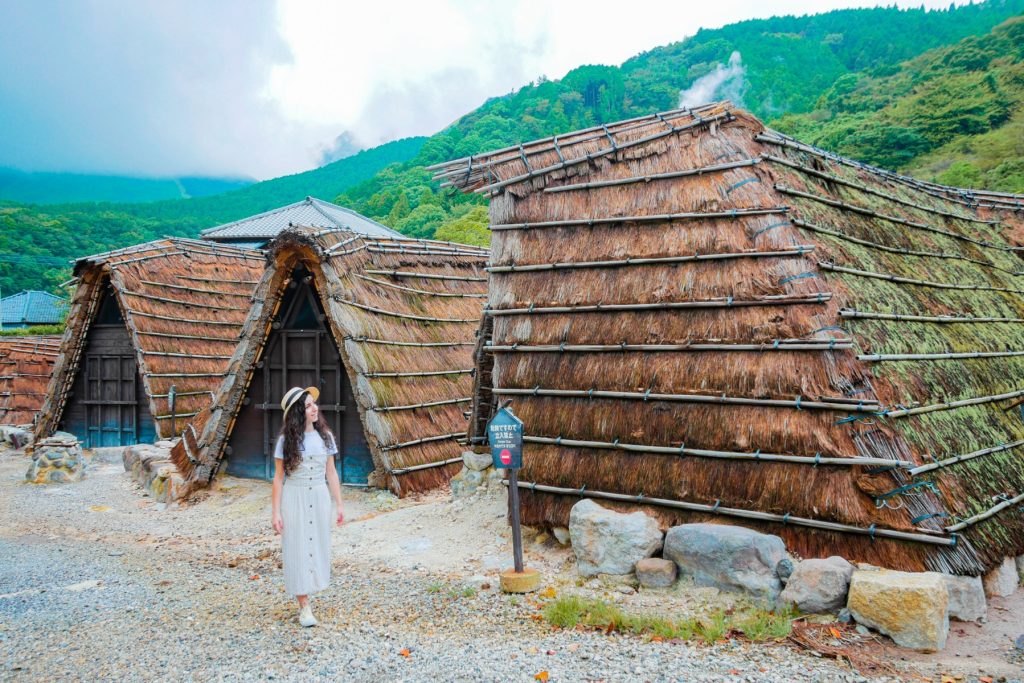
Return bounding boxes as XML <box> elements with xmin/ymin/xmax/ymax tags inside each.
<box><xmin>433</xmin><ymin>102</ymin><xmax>1024</xmax><ymax>575</ymax></box>
<box><xmin>34</xmin><ymin>239</ymin><xmax>265</xmax><ymax>448</ymax></box>
<box><xmin>0</xmin><ymin>335</ymin><xmax>60</xmax><ymax>425</ymax></box>
<box><xmin>199</xmin><ymin>196</ymin><xmax>402</xmax><ymax>249</ymax></box>
<box><xmin>1</xmin><ymin>290</ymin><xmax>67</xmax><ymax>329</ymax></box>
<box><xmin>170</xmin><ymin>226</ymin><xmax>488</xmax><ymax>498</ymax></box>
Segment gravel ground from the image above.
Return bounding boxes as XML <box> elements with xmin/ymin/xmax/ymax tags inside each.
<box><xmin>0</xmin><ymin>448</ymin><xmax>1015</xmax><ymax>682</ymax></box>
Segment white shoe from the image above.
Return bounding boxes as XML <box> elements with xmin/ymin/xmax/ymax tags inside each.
<box><xmin>299</xmin><ymin>605</ymin><xmax>318</xmax><ymax>627</ymax></box>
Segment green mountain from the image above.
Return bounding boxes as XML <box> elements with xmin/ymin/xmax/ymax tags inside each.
<box><xmin>0</xmin><ymin>169</ymin><xmax>252</xmax><ymax>205</ymax></box>
<box><xmin>0</xmin><ymin>136</ymin><xmax>425</xmax><ymax>296</ymax></box>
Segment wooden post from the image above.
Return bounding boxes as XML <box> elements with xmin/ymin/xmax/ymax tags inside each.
<box><xmin>509</xmin><ymin>467</ymin><xmax>523</xmax><ymax>573</ymax></box>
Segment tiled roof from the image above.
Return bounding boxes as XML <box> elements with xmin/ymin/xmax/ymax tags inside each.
<box><xmin>1</xmin><ymin>290</ymin><xmax>68</xmax><ymax>325</ymax></box>
<box><xmin>200</xmin><ymin>197</ymin><xmax>401</xmax><ymax>241</ymax></box>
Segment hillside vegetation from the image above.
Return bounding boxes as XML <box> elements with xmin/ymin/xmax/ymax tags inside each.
<box><xmin>0</xmin><ymin>169</ymin><xmax>251</xmax><ymax>205</ymax></box>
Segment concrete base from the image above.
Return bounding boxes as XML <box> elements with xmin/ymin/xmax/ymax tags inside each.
<box><xmin>499</xmin><ymin>568</ymin><xmax>541</xmax><ymax>593</ymax></box>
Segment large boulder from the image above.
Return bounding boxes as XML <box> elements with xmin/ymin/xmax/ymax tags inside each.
<box><xmin>847</xmin><ymin>569</ymin><xmax>949</xmax><ymax>651</ymax></box>
<box><xmin>568</xmin><ymin>499</ymin><xmax>662</xmax><ymax>577</ymax></box>
<box><xmin>983</xmin><ymin>557</ymin><xmax>1019</xmax><ymax>598</ymax></box>
<box><xmin>940</xmin><ymin>574</ymin><xmax>987</xmax><ymax>623</ymax></box>
<box><xmin>777</xmin><ymin>556</ymin><xmax>854</xmax><ymax>613</ymax></box>
<box><xmin>663</xmin><ymin>523</ymin><xmax>789</xmax><ymax>599</ymax></box>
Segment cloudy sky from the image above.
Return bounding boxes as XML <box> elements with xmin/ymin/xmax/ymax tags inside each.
<box><xmin>0</xmin><ymin>0</ymin><xmax>966</xmax><ymax>181</ymax></box>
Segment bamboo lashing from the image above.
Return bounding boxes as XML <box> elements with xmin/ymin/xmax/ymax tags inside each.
<box><xmin>135</xmin><ymin>331</ymin><xmax>239</xmax><ymax>343</ymax></box>
<box><xmin>840</xmin><ymin>309</ymin><xmax>1024</xmax><ymax>324</ymax></box>
<box><xmin>361</xmin><ymin>369</ymin><xmax>473</xmax><ymax>378</ymax></box>
<box><xmin>354</xmin><ymin>274</ymin><xmax>486</xmax><ymax>298</ymax></box>
<box><xmin>487</xmin><ymin>246</ymin><xmax>814</xmax><ymax>273</ymax></box>
<box><xmin>910</xmin><ymin>440</ymin><xmax>1024</xmax><ymax>476</ymax></box>
<box><xmin>493</xmin><ymin>386</ymin><xmax>881</xmax><ymax>412</ymax></box>
<box><xmin>120</xmin><ymin>290</ymin><xmax>250</xmax><ymax>311</ymax></box>
<box><xmin>148</xmin><ymin>372</ymin><xmax>225</xmax><ymax>378</ymax></box>
<box><xmin>819</xmin><ymin>262</ymin><xmax>1024</xmax><ymax>296</ymax></box>
<box><xmin>885</xmin><ymin>388</ymin><xmax>1024</xmax><ymax>418</ymax></box>
<box><xmin>363</xmin><ymin>269</ymin><xmax>486</xmax><ymax>282</ymax></box>
<box><xmin>331</xmin><ymin>297</ymin><xmax>480</xmax><ymax>323</ymax></box>
<box><xmin>523</xmin><ymin>435</ymin><xmax>910</xmax><ymax>467</ymax></box>
<box><xmin>324</xmin><ymin>236</ymin><xmax>362</xmax><ymax>254</ymax></box>
<box><xmin>485</xmin><ymin>340</ymin><xmax>852</xmax><ymax>353</ymax></box>
<box><xmin>486</xmin><ymin>293</ymin><xmax>832</xmax><ymax>316</ymax></box>
<box><xmin>543</xmin><ymin>158</ymin><xmax>761</xmax><ymax>193</ymax></box>
<box><xmin>762</xmin><ymin>154</ymin><xmax>996</xmax><ymax>224</ymax></box>
<box><xmin>371</xmin><ymin>397</ymin><xmax>472</xmax><ymax>412</ymax></box>
<box><xmin>140</xmin><ymin>351</ymin><xmax>232</xmax><ymax>360</ymax></box>
<box><xmin>326</xmin><ymin>245</ymin><xmax>368</xmax><ymax>258</ymax></box>
<box><xmin>106</xmin><ymin>250</ymin><xmax>187</xmax><ymax>267</ymax></box>
<box><xmin>859</xmin><ymin>350</ymin><xmax>1024</xmax><ymax>362</ymax></box>
<box><xmin>370</xmin><ymin>235</ymin><xmax>489</xmax><ymax>252</ymax></box>
<box><xmin>490</xmin><ymin>207</ymin><xmax>789</xmax><ymax>232</ymax></box>
<box><xmin>137</xmin><ymin>280</ymin><xmax>254</xmax><ymax>297</ymax></box>
<box><xmin>504</xmin><ymin>480</ymin><xmax>955</xmax><ymax>546</ymax></box>
<box><xmin>126</xmin><ymin>310</ymin><xmax>242</xmax><ymax>325</ymax></box>
<box><xmin>380</xmin><ymin>432</ymin><xmax>467</xmax><ymax>452</ymax></box>
<box><xmin>389</xmin><ymin>456</ymin><xmax>465</xmax><ymax>475</ymax></box>
<box><xmin>366</xmin><ymin>246</ymin><xmax>487</xmax><ymax>258</ymax></box>
<box><xmin>345</xmin><ymin>337</ymin><xmax>475</xmax><ymax>347</ymax></box>
<box><xmin>154</xmin><ymin>411</ymin><xmax>201</xmax><ymax>421</ymax></box>
<box><xmin>944</xmin><ymin>492</ymin><xmax>1024</xmax><ymax>532</ymax></box>
<box><xmin>151</xmin><ymin>390</ymin><xmax>215</xmax><ymax>399</ymax></box>
<box><xmin>179</xmin><ymin>275</ymin><xmax>260</xmax><ymax>285</ymax></box>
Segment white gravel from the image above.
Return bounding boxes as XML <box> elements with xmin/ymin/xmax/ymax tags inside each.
<box><xmin>0</xmin><ymin>447</ymin><xmax>959</xmax><ymax>682</ymax></box>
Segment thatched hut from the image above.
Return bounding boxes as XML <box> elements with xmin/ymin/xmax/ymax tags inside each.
<box><xmin>0</xmin><ymin>335</ymin><xmax>61</xmax><ymax>425</ymax></box>
<box><xmin>35</xmin><ymin>238</ymin><xmax>264</xmax><ymax>448</ymax></box>
<box><xmin>170</xmin><ymin>226</ymin><xmax>488</xmax><ymax>496</ymax></box>
<box><xmin>432</xmin><ymin>102</ymin><xmax>1024</xmax><ymax>575</ymax></box>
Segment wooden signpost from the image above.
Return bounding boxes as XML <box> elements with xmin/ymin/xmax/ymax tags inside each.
<box><xmin>489</xmin><ymin>404</ymin><xmax>540</xmax><ymax>592</ymax></box>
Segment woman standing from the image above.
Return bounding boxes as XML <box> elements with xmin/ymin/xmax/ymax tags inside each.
<box><xmin>271</xmin><ymin>386</ymin><xmax>344</xmax><ymax>627</ymax></box>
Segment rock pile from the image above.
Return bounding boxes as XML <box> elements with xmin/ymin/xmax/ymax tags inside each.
<box><xmin>0</xmin><ymin>425</ymin><xmax>33</xmax><ymax>450</ymax></box>
<box><xmin>450</xmin><ymin>450</ymin><xmax>504</xmax><ymax>498</ymax></box>
<box><xmin>26</xmin><ymin>433</ymin><xmax>85</xmax><ymax>483</ymax></box>
<box><xmin>123</xmin><ymin>441</ymin><xmax>184</xmax><ymax>504</ymax></box>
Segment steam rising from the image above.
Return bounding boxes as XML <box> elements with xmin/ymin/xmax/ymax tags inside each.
<box><xmin>678</xmin><ymin>51</ymin><xmax>746</xmax><ymax>109</ymax></box>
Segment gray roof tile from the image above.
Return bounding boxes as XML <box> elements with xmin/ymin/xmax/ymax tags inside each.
<box><xmin>1</xmin><ymin>290</ymin><xmax>68</xmax><ymax>325</ymax></box>
<box><xmin>200</xmin><ymin>197</ymin><xmax>401</xmax><ymax>241</ymax></box>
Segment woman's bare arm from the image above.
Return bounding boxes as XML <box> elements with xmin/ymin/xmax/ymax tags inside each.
<box><xmin>272</xmin><ymin>457</ymin><xmax>285</xmax><ymax>534</ymax></box>
<box><xmin>325</xmin><ymin>456</ymin><xmax>344</xmax><ymax>525</ymax></box>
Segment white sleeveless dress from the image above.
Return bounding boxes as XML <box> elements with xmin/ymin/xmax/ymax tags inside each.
<box><xmin>274</xmin><ymin>431</ymin><xmax>337</xmax><ymax>596</ymax></box>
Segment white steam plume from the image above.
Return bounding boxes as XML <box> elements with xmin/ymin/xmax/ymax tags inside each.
<box><xmin>677</xmin><ymin>51</ymin><xmax>746</xmax><ymax>109</ymax></box>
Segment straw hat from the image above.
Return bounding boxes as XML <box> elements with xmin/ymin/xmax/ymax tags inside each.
<box><xmin>281</xmin><ymin>386</ymin><xmax>320</xmax><ymax>418</ymax></box>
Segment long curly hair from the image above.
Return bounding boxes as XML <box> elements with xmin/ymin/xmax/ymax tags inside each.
<box><xmin>279</xmin><ymin>391</ymin><xmax>337</xmax><ymax>476</ymax></box>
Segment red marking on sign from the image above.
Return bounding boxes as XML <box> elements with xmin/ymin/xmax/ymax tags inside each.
<box><xmin>500</xmin><ymin>448</ymin><xmax>512</xmax><ymax>465</ymax></box>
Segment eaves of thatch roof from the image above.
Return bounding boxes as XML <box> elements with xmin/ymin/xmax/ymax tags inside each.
<box><xmin>434</xmin><ymin>101</ymin><xmax>1024</xmax><ymax>575</ymax></box>
<box><xmin>0</xmin><ymin>335</ymin><xmax>61</xmax><ymax>425</ymax></box>
<box><xmin>170</xmin><ymin>226</ymin><xmax>488</xmax><ymax>498</ymax></box>
<box><xmin>35</xmin><ymin>238</ymin><xmax>265</xmax><ymax>442</ymax></box>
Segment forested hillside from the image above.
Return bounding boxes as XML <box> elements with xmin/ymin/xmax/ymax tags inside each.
<box><xmin>0</xmin><ymin>169</ymin><xmax>251</xmax><ymax>205</ymax></box>
<box><xmin>4</xmin><ymin>0</ymin><xmax>1024</xmax><ymax>297</ymax></box>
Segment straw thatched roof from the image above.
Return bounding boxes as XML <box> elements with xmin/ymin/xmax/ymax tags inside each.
<box><xmin>0</xmin><ymin>335</ymin><xmax>60</xmax><ymax>425</ymax></box>
<box><xmin>433</xmin><ymin>101</ymin><xmax>1024</xmax><ymax>575</ymax></box>
<box><xmin>35</xmin><ymin>238</ymin><xmax>265</xmax><ymax>442</ymax></box>
<box><xmin>170</xmin><ymin>227</ymin><xmax>488</xmax><ymax>497</ymax></box>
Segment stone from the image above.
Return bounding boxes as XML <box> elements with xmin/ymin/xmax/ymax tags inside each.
<box><xmin>47</xmin><ymin>469</ymin><xmax>71</xmax><ymax>483</ymax></box>
<box><xmin>837</xmin><ymin>607</ymin><xmax>853</xmax><ymax>623</ymax></box>
<box><xmin>568</xmin><ymin>500</ymin><xmax>663</xmax><ymax>577</ymax></box>
<box><xmin>940</xmin><ymin>574</ymin><xmax>987</xmax><ymax>622</ymax></box>
<box><xmin>847</xmin><ymin>569</ymin><xmax>949</xmax><ymax>651</ymax></box>
<box><xmin>552</xmin><ymin>526</ymin><xmax>571</xmax><ymax>546</ymax></box>
<box><xmin>449</xmin><ymin>467</ymin><xmax>483</xmax><ymax>498</ymax></box>
<box><xmin>776</xmin><ymin>558</ymin><xmax>795</xmax><ymax>585</ymax></box>
<box><xmin>635</xmin><ymin>558</ymin><xmax>677</xmax><ymax>588</ymax></box>
<box><xmin>777</xmin><ymin>556</ymin><xmax>854</xmax><ymax>614</ymax></box>
<box><xmin>483</xmin><ymin>467</ymin><xmax>505</xmax><ymax>488</ymax></box>
<box><xmin>1016</xmin><ymin>555</ymin><xmax>1024</xmax><ymax>583</ymax></box>
<box><xmin>462</xmin><ymin>450</ymin><xmax>492</xmax><ymax>472</ymax></box>
<box><xmin>983</xmin><ymin>557</ymin><xmax>1018</xmax><ymax>598</ymax></box>
<box><xmin>154</xmin><ymin>440</ymin><xmax>176</xmax><ymax>449</ymax></box>
<box><xmin>663</xmin><ymin>523</ymin><xmax>789</xmax><ymax>599</ymax></box>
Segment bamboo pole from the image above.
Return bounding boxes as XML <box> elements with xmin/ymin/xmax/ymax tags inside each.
<box><xmin>367</xmin><ymin>246</ymin><xmax>487</xmax><ymax>258</ymax></box>
<box><xmin>179</xmin><ymin>276</ymin><xmax>260</xmax><ymax>285</ymax></box>
<box><xmin>135</xmin><ymin>331</ymin><xmax>239</xmax><ymax>343</ymax></box>
<box><xmin>523</xmin><ymin>435</ymin><xmax>911</xmax><ymax>467</ymax></box>
<box><xmin>492</xmin><ymin>386</ymin><xmax>881</xmax><ymax>412</ymax></box>
<box><xmin>762</xmin><ymin>155</ymin><xmax>996</xmax><ymax>224</ymax></box>
<box><xmin>107</xmin><ymin>250</ymin><xmax>187</xmax><ymax>267</ymax></box>
<box><xmin>154</xmin><ymin>411</ymin><xmax>201</xmax><ymax>421</ymax></box>
<box><xmin>327</xmin><ymin>245</ymin><xmax>369</xmax><ymax>258</ymax></box>
<box><xmin>839</xmin><ymin>309</ymin><xmax>1024</xmax><ymax>324</ymax></box>
<box><xmin>910</xmin><ymin>440</ymin><xmax>1024</xmax><ymax>476</ymax></box>
<box><xmin>486</xmin><ymin>246</ymin><xmax>815</xmax><ymax>273</ymax></box>
<box><xmin>389</xmin><ymin>456</ymin><xmax>465</xmax><ymax>475</ymax></box>
<box><xmin>486</xmin><ymin>293</ymin><xmax>832</xmax><ymax>316</ymax></box>
<box><xmin>127</xmin><ymin>311</ymin><xmax>241</xmax><ymax>326</ymax></box>
<box><xmin>120</xmin><ymin>289</ymin><xmax>250</xmax><ymax>311</ymax></box>
<box><xmin>354</xmin><ymin>274</ymin><xmax>486</xmax><ymax>298</ymax></box>
<box><xmin>790</xmin><ymin>219</ymin><xmax>1014</xmax><ymax>274</ymax></box>
<box><xmin>148</xmin><ymin>372</ymin><xmax>224</xmax><ymax>378</ymax></box>
<box><xmin>151</xmin><ymin>390</ymin><xmax>215</xmax><ymax>399</ymax></box>
<box><xmin>380</xmin><ymin>432</ymin><xmax>466</xmax><ymax>452</ymax></box>
<box><xmin>361</xmin><ymin>369</ymin><xmax>473</xmax><ymax>378</ymax></box>
<box><xmin>332</xmin><ymin>297</ymin><xmax>480</xmax><ymax>323</ymax></box>
<box><xmin>370</xmin><ymin>236</ymin><xmax>489</xmax><ymax>252</ymax></box>
<box><xmin>371</xmin><ymin>397</ymin><xmax>472</xmax><ymax>412</ymax></box>
<box><xmin>324</xmin><ymin>236</ymin><xmax>362</xmax><ymax>254</ymax></box>
<box><xmin>137</xmin><ymin>280</ymin><xmax>254</xmax><ymax>297</ymax></box>
<box><xmin>543</xmin><ymin>158</ymin><xmax>761</xmax><ymax>193</ymax></box>
<box><xmin>505</xmin><ymin>480</ymin><xmax>955</xmax><ymax>546</ymax></box>
<box><xmin>345</xmin><ymin>337</ymin><xmax>475</xmax><ymax>347</ymax></box>
<box><xmin>944</xmin><ymin>492</ymin><xmax>1024</xmax><ymax>532</ymax></box>
<box><xmin>885</xmin><ymin>388</ymin><xmax>1024</xmax><ymax>418</ymax></box>
<box><xmin>363</xmin><ymin>269</ymin><xmax>486</xmax><ymax>282</ymax></box>
<box><xmin>485</xmin><ymin>340</ymin><xmax>852</xmax><ymax>353</ymax></box>
<box><xmin>490</xmin><ymin>207</ymin><xmax>788</xmax><ymax>231</ymax></box>
<box><xmin>859</xmin><ymin>350</ymin><xmax>1024</xmax><ymax>362</ymax></box>
<box><xmin>140</xmin><ymin>351</ymin><xmax>233</xmax><ymax>360</ymax></box>
<box><xmin>819</xmin><ymin>262</ymin><xmax>1024</xmax><ymax>296</ymax></box>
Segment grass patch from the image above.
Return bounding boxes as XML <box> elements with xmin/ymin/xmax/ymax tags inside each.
<box><xmin>541</xmin><ymin>595</ymin><xmax>795</xmax><ymax>643</ymax></box>
<box><xmin>426</xmin><ymin>582</ymin><xmax>444</xmax><ymax>594</ymax></box>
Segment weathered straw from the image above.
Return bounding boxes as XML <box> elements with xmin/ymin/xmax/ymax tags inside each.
<box><xmin>490</xmin><ymin>207</ymin><xmax>789</xmax><ymax>231</ymax></box>
<box><xmin>345</xmin><ymin>337</ymin><xmax>475</xmax><ymax>348</ymax></box>
<box><xmin>885</xmin><ymin>388</ymin><xmax>1024</xmax><ymax>418</ymax></box>
<box><xmin>945</xmin><ymin>492</ymin><xmax>1024</xmax><ymax>532</ymax></box>
<box><xmin>543</xmin><ymin>158</ymin><xmax>761</xmax><ymax>193</ymax></box>
<box><xmin>361</xmin><ymin>369</ymin><xmax>473</xmax><ymax>378</ymax></box>
<box><xmin>485</xmin><ymin>340</ymin><xmax>852</xmax><ymax>353</ymax></box>
<box><xmin>380</xmin><ymin>432</ymin><xmax>466</xmax><ymax>452</ymax></box>
<box><xmin>120</xmin><ymin>290</ymin><xmax>250</xmax><ymax>310</ymax></box>
<box><xmin>332</xmin><ymin>297</ymin><xmax>480</xmax><ymax>323</ymax></box>
<box><xmin>486</xmin><ymin>293</ymin><xmax>832</xmax><ymax>316</ymax></box>
<box><xmin>819</xmin><ymin>262</ymin><xmax>1024</xmax><ymax>296</ymax></box>
<box><xmin>839</xmin><ymin>309</ymin><xmax>1024</xmax><ymax>324</ymax></box>
<box><xmin>354</xmin><ymin>274</ymin><xmax>486</xmax><ymax>298</ymax></box>
<box><xmin>389</xmin><ymin>456</ymin><xmax>465</xmax><ymax>475</ymax></box>
<box><xmin>910</xmin><ymin>440</ymin><xmax>1024</xmax><ymax>475</ymax></box>
<box><xmin>363</xmin><ymin>269</ymin><xmax>486</xmax><ymax>282</ymax></box>
<box><xmin>859</xmin><ymin>350</ymin><xmax>1024</xmax><ymax>362</ymax></box>
<box><xmin>487</xmin><ymin>246</ymin><xmax>815</xmax><ymax>273</ymax></box>
<box><xmin>370</xmin><ymin>397</ymin><xmax>471</xmax><ymax>412</ymax></box>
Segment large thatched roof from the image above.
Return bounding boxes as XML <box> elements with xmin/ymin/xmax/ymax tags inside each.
<box><xmin>0</xmin><ymin>335</ymin><xmax>60</xmax><ymax>425</ymax></box>
<box><xmin>170</xmin><ymin>227</ymin><xmax>488</xmax><ymax>497</ymax></box>
<box><xmin>433</xmin><ymin>101</ymin><xmax>1024</xmax><ymax>575</ymax></box>
<box><xmin>35</xmin><ymin>238</ymin><xmax>265</xmax><ymax>442</ymax></box>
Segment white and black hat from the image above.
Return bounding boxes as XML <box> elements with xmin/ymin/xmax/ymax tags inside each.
<box><xmin>280</xmin><ymin>386</ymin><xmax>320</xmax><ymax>418</ymax></box>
